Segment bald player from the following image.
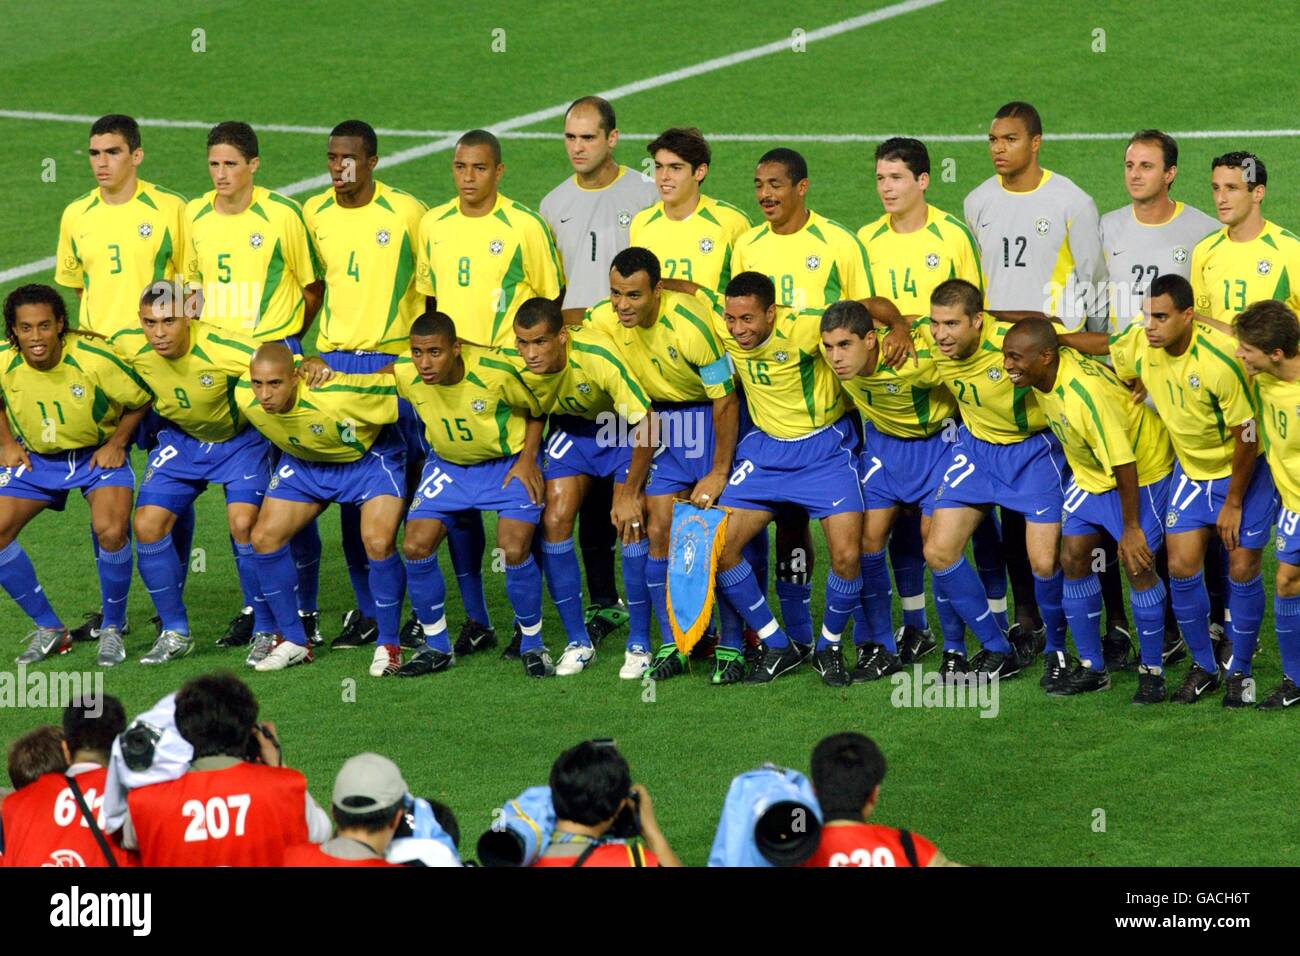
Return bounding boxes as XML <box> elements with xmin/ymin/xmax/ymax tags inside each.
<box><xmin>238</xmin><ymin>344</ymin><xmax>407</xmax><ymax>675</ymax></box>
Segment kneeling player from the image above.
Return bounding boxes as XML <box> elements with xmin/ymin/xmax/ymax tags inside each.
<box><xmin>394</xmin><ymin>312</ymin><xmax>548</xmax><ymax>678</ymax></box>
<box><xmin>0</xmin><ymin>285</ymin><xmax>150</xmax><ymax>665</ymax></box>
<box><xmin>1003</xmin><ymin>320</ymin><xmax>1174</xmax><ymax>700</ymax></box>
<box><xmin>239</xmin><ymin>344</ymin><xmax>407</xmax><ymax>675</ymax></box>
<box><xmin>514</xmin><ymin>298</ymin><xmax>652</xmax><ymax>677</ymax></box>
<box><xmin>1234</xmin><ymin>301</ymin><xmax>1300</xmax><ymax>710</ymax></box>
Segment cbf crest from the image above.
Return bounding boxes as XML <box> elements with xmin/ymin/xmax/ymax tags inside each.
<box><xmin>773</xmin><ymin>350</ymin><xmax>789</xmax><ymax>363</ymax></box>
<box><xmin>986</xmin><ymin>367</ymin><xmax>1003</xmax><ymax>382</ymax></box>
<box><xmin>1172</xmin><ymin>246</ymin><xmax>1188</xmax><ymax>264</ymax></box>
<box><xmin>699</xmin><ymin>238</ymin><xmax>714</xmax><ymax>254</ymax></box>
<box><xmin>1034</xmin><ymin>218</ymin><xmax>1050</xmax><ymax>236</ymax></box>
<box><xmin>1188</xmin><ymin>374</ymin><xmax>1202</xmax><ymax>390</ymax></box>
<box><xmin>70</xmin><ymin>384</ymin><xmax>85</xmax><ymax>399</ymax></box>
<box><xmin>488</xmin><ymin>239</ymin><xmax>504</xmax><ymax>256</ymax></box>
<box><xmin>1258</xmin><ymin>259</ymin><xmax>1273</xmax><ymax>276</ymax></box>
<box><xmin>249</xmin><ymin>232</ymin><xmax>264</xmax><ymax>249</ymax></box>
<box><xmin>471</xmin><ymin>399</ymin><xmax>487</xmax><ymax>413</ymax></box>
<box><xmin>138</xmin><ymin>222</ymin><xmax>154</xmax><ymax>239</ymax></box>
<box><xmin>198</xmin><ymin>373</ymin><xmax>215</xmax><ymax>388</ymax></box>
<box><xmin>376</xmin><ymin>229</ymin><xmax>391</xmax><ymax>247</ymax></box>
<box><xmin>310</xmin><ymin>423</ymin><xmax>324</xmax><ymax>435</ymax></box>
<box><xmin>924</xmin><ymin>252</ymin><xmax>940</xmax><ymax>270</ymax></box>
<box><xmin>617</xmin><ymin>210</ymin><xmax>632</xmax><ymax>227</ymax></box>
<box><xmin>805</xmin><ymin>255</ymin><xmax>821</xmax><ymax>271</ymax></box>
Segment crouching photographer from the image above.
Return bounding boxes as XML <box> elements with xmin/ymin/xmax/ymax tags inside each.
<box><xmin>119</xmin><ymin>672</ymin><xmax>330</xmax><ymax>866</ymax></box>
<box><xmin>532</xmin><ymin>740</ymin><xmax>680</xmax><ymax>868</ymax></box>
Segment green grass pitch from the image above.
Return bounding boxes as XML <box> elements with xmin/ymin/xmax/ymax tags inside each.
<box><xmin>1</xmin><ymin>0</ymin><xmax>1297</xmax><ymax>865</ymax></box>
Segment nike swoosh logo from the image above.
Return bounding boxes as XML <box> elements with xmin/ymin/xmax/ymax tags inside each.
<box><xmin>242</xmin><ymin>472</ymin><xmax>259</xmax><ymax>480</ymax></box>
<box><xmin>97</xmin><ymin>473</ymin><xmax>113</xmax><ymax>481</ymax></box>
<box><xmin>1194</xmin><ymin>683</ymin><xmax>1207</xmax><ymax>697</ymax></box>
<box><xmin>832</xmin><ymin>497</ymin><xmax>847</xmax><ymax>507</ymax></box>
<box><xmin>1110</xmin><ymin>250</ymin><xmax>1123</xmax><ymax>257</ymax></box>
<box><xmin>1283</xmin><ymin>695</ymin><xmax>1300</xmax><ymax>706</ymax></box>
<box><xmin>765</xmin><ymin>661</ymin><xmax>779</xmax><ymax>675</ymax></box>
<box><xmin>1243</xmin><ymin>529</ymin><xmax>1265</xmax><ymax>538</ymax></box>
<box><xmin>1035</xmin><ymin>507</ymin><xmax>1051</xmax><ymax>515</ymax></box>
<box><xmin>560</xmin><ymin>217</ymin><xmax>572</xmax><ymax>223</ymax></box>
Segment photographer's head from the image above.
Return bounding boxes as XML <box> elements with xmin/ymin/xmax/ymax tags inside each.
<box><xmin>7</xmin><ymin>725</ymin><xmax>67</xmax><ymax>789</ymax></box>
<box><xmin>331</xmin><ymin>753</ymin><xmax>408</xmax><ymax>854</ymax></box>
<box><xmin>810</xmin><ymin>732</ymin><xmax>887</xmax><ymax>822</ymax></box>
<box><xmin>62</xmin><ymin>695</ymin><xmax>126</xmax><ymax>767</ymax></box>
<box><xmin>174</xmin><ymin>672</ymin><xmax>259</xmax><ymax>760</ymax></box>
<box><xmin>550</xmin><ymin>739</ymin><xmax>633</xmax><ymax>834</ymax></box>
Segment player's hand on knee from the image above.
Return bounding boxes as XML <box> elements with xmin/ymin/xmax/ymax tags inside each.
<box><xmin>1216</xmin><ymin>501</ymin><xmax>1242</xmax><ymax>551</ymax></box>
<box><xmin>610</xmin><ymin>487</ymin><xmax>646</xmax><ymax>545</ymax></box>
<box><xmin>90</xmin><ymin>441</ymin><xmax>127</xmax><ymax>470</ymax></box>
<box><xmin>503</xmin><ymin>457</ymin><xmax>544</xmax><ymax>505</ymax></box>
<box><xmin>1118</xmin><ymin>524</ymin><xmax>1153</xmax><ymax>576</ymax></box>
<box><xmin>689</xmin><ymin>470</ymin><xmax>726</xmax><ymax>509</ymax></box>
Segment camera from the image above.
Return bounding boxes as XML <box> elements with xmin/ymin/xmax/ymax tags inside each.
<box><xmin>243</xmin><ymin>723</ymin><xmax>280</xmax><ymax>764</ymax></box>
<box><xmin>119</xmin><ymin>720</ymin><xmax>162</xmax><ymax>772</ymax></box>
<box><xmin>608</xmin><ymin>789</ymin><xmax>642</xmax><ymax>840</ymax></box>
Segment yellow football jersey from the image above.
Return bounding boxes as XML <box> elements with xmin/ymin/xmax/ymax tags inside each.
<box><xmin>1035</xmin><ymin>348</ymin><xmax>1173</xmax><ymax>494</ymax></box>
<box><xmin>834</xmin><ymin>330</ymin><xmax>958</xmax><ymax>439</ymax></box>
<box><xmin>185</xmin><ymin>186</ymin><xmax>322</xmax><ymax>341</ymax></box>
<box><xmin>914</xmin><ymin>315</ymin><xmax>1047</xmax><ymax>443</ymax></box>
<box><xmin>515</xmin><ymin>326</ymin><xmax>650</xmax><ymax>425</ymax></box>
<box><xmin>109</xmin><ymin>321</ymin><xmax>262</xmax><ymax>444</ymax></box>
<box><xmin>235</xmin><ymin>372</ymin><xmax>396</xmax><ymax>463</ymax></box>
<box><xmin>629</xmin><ymin>195</ymin><xmax>752</xmax><ymax>293</ymax></box>
<box><xmin>1191</xmin><ymin>220</ymin><xmax>1300</xmax><ymax>320</ymax></box>
<box><xmin>731</xmin><ymin>210</ymin><xmax>874</xmax><ymax>311</ymax></box>
<box><xmin>55</xmin><ymin>180</ymin><xmax>188</xmax><ymax>337</ymax></box>
<box><xmin>714</xmin><ymin>305</ymin><xmax>844</xmax><ymax>440</ymax></box>
<box><xmin>415</xmin><ymin>193</ymin><xmax>563</xmax><ymax>348</ymax></box>
<box><xmin>859</xmin><ymin>204</ymin><xmax>982</xmax><ymax>315</ymax></box>
<box><xmin>585</xmin><ymin>290</ymin><xmax>734</xmax><ymax>404</ymax></box>
<box><xmin>395</xmin><ymin>344</ymin><xmax>541</xmax><ymax>465</ymax></box>
<box><xmin>1108</xmin><ymin>322</ymin><xmax>1256</xmax><ymax>480</ymax></box>
<box><xmin>0</xmin><ymin>337</ymin><xmax>150</xmax><ymax>453</ymax></box>
<box><xmin>303</xmin><ymin>181</ymin><xmax>427</xmax><ymax>353</ymax></box>
<box><xmin>1252</xmin><ymin>371</ymin><xmax>1300</xmax><ymax>511</ymax></box>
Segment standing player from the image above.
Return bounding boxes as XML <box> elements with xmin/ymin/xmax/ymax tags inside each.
<box><xmin>540</xmin><ymin>97</ymin><xmax>656</xmax><ymax>642</ymax></box>
<box><xmin>415</xmin><ymin>129</ymin><xmax>562</xmax><ymax>659</ymax></box>
<box><xmin>1100</xmin><ymin>130</ymin><xmax>1223</xmax><ymax>667</ymax></box>
<box><xmin>965</xmin><ymin>100</ymin><xmax>1110</xmax><ymax>653</ymax></box>
<box><xmin>513</xmin><ymin>298</ymin><xmax>652</xmax><ymax>676</ymax></box>
<box><xmin>109</xmin><ymin>281</ymin><xmax>307</xmax><ymax>665</ymax></box>
<box><xmin>185</xmin><ymin>121</ymin><xmax>326</xmax><ymax>646</ymax></box>
<box><xmin>630</xmin><ymin>127</ymin><xmax>751</xmax><ymax>296</ymax></box>
<box><xmin>237</xmin><ymin>344</ymin><xmax>407</xmax><ymax>676</ymax></box>
<box><xmin>585</xmin><ymin>248</ymin><xmax>740</xmax><ymax>682</ymax></box>
<box><xmin>1002</xmin><ymin>321</ymin><xmax>1174</xmax><ymax>700</ymax></box>
<box><xmin>917</xmin><ymin>279</ymin><xmax>1069</xmax><ymax>678</ymax></box>
<box><xmin>711</xmin><ymin>272</ymin><xmax>865</xmax><ymax>688</ymax></box>
<box><xmin>859</xmin><ymin>136</ymin><xmax>1005</xmax><ymax>657</ymax></box>
<box><xmin>731</xmin><ymin>148</ymin><xmax>875</xmax><ymax>658</ymax></box>
<box><xmin>1234</xmin><ymin>300</ymin><xmax>1300</xmax><ymax>709</ymax></box>
<box><xmin>1100</xmin><ymin>131</ymin><xmax>1218</xmax><ymax>330</ymax></box>
<box><xmin>0</xmin><ymin>285</ymin><xmax>150</xmax><ymax>665</ymax></box>
<box><xmin>820</xmin><ymin>301</ymin><xmax>958</xmax><ymax>679</ymax></box>
<box><xmin>304</xmin><ymin>120</ymin><xmax>428</xmax><ymax>650</ymax></box>
<box><xmin>54</xmin><ymin>113</ymin><xmax>190</xmax><ymax>643</ymax></box>
<box><xmin>1062</xmin><ymin>275</ymin><xmax>1276</xmax><ymax>704</ymax></box>
<box><xmin>392</xmin><ymin>312</ymin><xmax>548</xmax><ymax>679</ymax></box>
<box><xmin>1192</xmin><ymin>152</ymin><xmax>1300</xmax><ymax>322</ymax></box>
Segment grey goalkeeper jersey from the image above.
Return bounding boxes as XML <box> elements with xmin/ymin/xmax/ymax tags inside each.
<box><xmin>964</xmin><ymin>169</ymin><xmax>1106</xmax><ymax>329</ymax></box>
<box><xmin>540</xmin><ymin>165</ymin><xmax>659</xmax><ymax>310</ymax></box>
<box><xmin>1096</xmin><ymin>201</ymin><xmax>1219</xmax><ymax>332</ymax></box>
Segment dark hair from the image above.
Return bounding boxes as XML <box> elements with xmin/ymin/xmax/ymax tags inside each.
<box><xmin>549</xmin><ymin>740</ymin><xmax>632</xmax><ymax>826</ymax></box>
<box><xmin>456</xmin><ymin>129</ymin><xmax>502</xmax><ymax>166</ymax></box>
<box><xmin>207</xmin><ymin>121</ymin><xmax>259</xmax><ymax>160</ymax></box>
<box><xmin>566</xmin><ymin>96</ymin><xmax>616</xmax><ymax>135</ymax></box>
<box><xmin>1128</xmin><ymin>129</ymin><xmax>1178</xmax><ymax>170</ymax></box>
<box><xmin>1148</xmin><ymin>273</ymin><xmax>1194</xmax><ymax>312</ymax></box>
<box><xmin>514</xmin><ymin>296</ymin><xmax>564</xmax><ymax>334</ymax></box>
<box><xmin>427</xmin><ymin>798</ymin><xmax>460</xmax><ymax>849</ymax></box>
<box><xmin>647</xmin><ymin>127</ymin><xmax>711</xmax><ymax>171</ymax></box>
<box><xmin>410</xmin><ymin>310</ymin><xmax>457</xmax><ymax>342</ymax></box>
<box><xmin>611</xmin><ymin>246</ymin><xmax>661</xmax><ymax>287</ymax></box>
<box><xmin>875</xmin><ymin>137</ymin><xmax>930</xmax><ymax>178</ymax></box>
<box><xmin>810</xmin><ymin>732</ymin><xmax>886</xmax><ymax>818</ymax></box>
<box><xmin>1006</xmin><ymin>316</ymin><xmax>1059</xmax><ymax>355</ymax></box>
<box><xmin>930</xmin><ymin>278</ymin><xmax>983</xmax><ymax>317</ymax></box>
<box><xmin>994</xmin><ymin>101</ymin><xmax>1043</xmax><ymax>139</ymax></box>
<box><xmin>7</xmin><ymin>726</ymin><xmax>67</xmax><ymax>789</ymax></box>
<box><xmin>4</xmin><ymin>284</ymin><xmax>68</xmax><ymax>349</ymax></box>
<box><xmin>330</xmin><ymin>119</ymin><xmax>378</xmax><ymax>158</ymax></box>
<box><xmin>1235</xmin><ymin>299</ymin><xmax>1300</xmax><ymax>357</ymax></box>
<box><xmin>725</xmin><ymin>271</ymin><xmax>776</xmax><ymax>311</ymax></box>
<box><xmin>174</xmin><ymin>672</ymin><xmax>259</xmax><ymax>759</ymax></box>
<box><xmin>820</xmin><ymin>299</ymin><xmax>874</xmax><ymax>337</ymax></box>
<box><xmin>333</xmin><ymin>801</ymin><xmax>403</xmax><ymax>834</ymax></box>
<box><xmin>1212</xmin><ymin>150</ymin><xmax>1267</xmax><ymax>188</ymax></box>
<box><xmin>90</xmin><ymin>114</ymin><xmax>141</xmax><ymax>153</ymax></box>
<box><xmin>757</xmin><ymin>147</ymin><xmax>808</xmax><ymax>185</ymax></box>
<box><xmin>62</xmin><ymin>696</ymin><xmax>126</xmax><ymax>758</ymax></box>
